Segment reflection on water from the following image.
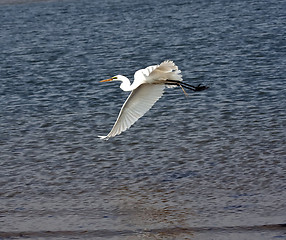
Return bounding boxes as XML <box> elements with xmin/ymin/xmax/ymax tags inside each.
<box><xmin>115</xmin><ymin>185</ymin><xmax>192</xmax><ymax>226</ymax></box>
<box><xmin>113</xmin><ymin>185</ymin><xmax>194</xmax><ymax>239</ymax></box>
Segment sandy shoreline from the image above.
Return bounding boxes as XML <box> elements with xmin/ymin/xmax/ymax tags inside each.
<box><xmin>0</xmin><ymin>224</ymin><xmax>285</xmax><ymax>239</ymax></box>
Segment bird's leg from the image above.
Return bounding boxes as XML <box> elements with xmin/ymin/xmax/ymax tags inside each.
<box><xmin>166</xmin><ymin>80</ymin><xmax>196</xmax><ymax>90</ymax></box>
<box><xmin>182</xmin><ymin>82</ymin><xmax>209</xmax><ymax>91</ymax></box>
<box><xmin>179</xmin><ymin>84</ymin><xmax>189</xmax><ymax>97</ymax></box>
<box><xmin>165</xmin><ymin>82</ymin><xmax>195</xmax><ymax>91</ymax></box>
<box><xmin>166</xmin><ymin>80</ymin><xmax>209</xmax><ymax>92</ymax></box>
<box><xmin>193</xmin><ymin>84</ymin><xmax>209</xmax><ymax>91</ymax></box>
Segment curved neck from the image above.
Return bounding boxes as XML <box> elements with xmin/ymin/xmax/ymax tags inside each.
<box><xmin>119</xmin><ymin>76</ymin><xmax>138</xmax><ymax>91</ymax></box>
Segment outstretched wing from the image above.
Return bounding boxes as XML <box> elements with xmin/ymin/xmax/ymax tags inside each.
<box><xmin>133</xmin><ymin>60</ymin><xmax>183</xmax><ymax>86</ymax></box>
<box><xmin>99</xmin><ymin>84</ymin><xmax>165</xmax><ymax>140</ymax></box>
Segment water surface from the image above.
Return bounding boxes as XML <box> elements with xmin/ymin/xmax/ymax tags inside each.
<box><xmin>0</xmin><ymin>0</ymin><xmax>285</xmax><ymax>239</ymax></box>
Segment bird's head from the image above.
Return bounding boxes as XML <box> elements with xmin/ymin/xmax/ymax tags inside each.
<box><xmin>100</xmin><ymin>75</ymin><xmax>127</xmax><ymax>83</ymax></box>
<box><xmin>100</xmin><ymin>75</ymin><xmax>131</xmax><ymax>91</ymax></box>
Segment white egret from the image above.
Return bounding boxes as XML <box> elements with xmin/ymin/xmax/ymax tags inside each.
<box><xmin>99</xmin><ymin>60</ymin><xmax>208</xmax><ymax>140</ymax></box>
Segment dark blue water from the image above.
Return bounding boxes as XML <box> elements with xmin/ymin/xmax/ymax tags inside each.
<box><xmin>0</xmin><ymin>0</ymin><xmax>285</xmax><ymax>239</ymax></box>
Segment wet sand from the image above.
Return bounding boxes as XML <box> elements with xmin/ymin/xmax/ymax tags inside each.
<box><xmin>0</xmin><ymin>224</ymin><xmax>285</xmax><ymax>239</ymax></box>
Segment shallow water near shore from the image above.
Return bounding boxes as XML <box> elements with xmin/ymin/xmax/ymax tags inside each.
<box><xmin>0</xmin><ymin>0</ymin><xmax>285</xmax><ymax>239</ymax></box>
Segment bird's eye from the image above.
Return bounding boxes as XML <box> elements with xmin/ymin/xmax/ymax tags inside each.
<box><xmin>112</xmin><ymin>76</ymin><xmax>117</xmax><ymax>79</ymax></box>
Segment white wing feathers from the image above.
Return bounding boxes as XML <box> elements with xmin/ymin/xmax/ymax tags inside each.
<box><xmin>99</xmin><ymin>84</ymin><xmax>165</xmax><ymax>140</ymax></box>
<box><xmin>134</xmin><ymin>60</ymin><xmax>183</xmax><ymax>84</ymax></box>
<box><xmin>99</xmin><ymin>60</ymin><xmax>183</xmax><ymax>140</ymax></box>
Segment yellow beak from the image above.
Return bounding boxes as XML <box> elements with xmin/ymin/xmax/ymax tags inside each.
<box><xmin>100</xmin><ymin>78</ymin><xmax>113</xmax><ymax>82</ymax></box>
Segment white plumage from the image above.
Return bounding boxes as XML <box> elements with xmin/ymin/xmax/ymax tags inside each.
<box><xmin>99</xmin><ymin>60</ymin><xmax>183</xmax><ymax>140</ymax></box>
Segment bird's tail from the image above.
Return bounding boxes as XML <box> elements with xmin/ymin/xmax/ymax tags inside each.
<box><xmin>165</xmin><ymin>70</ymin><xmax>182</xmax><ymax>81</ymax></box>
<box><xmin>158</xmin><ymin>60</ymin><xmax>183</xmax><ymax>80</ymax></box>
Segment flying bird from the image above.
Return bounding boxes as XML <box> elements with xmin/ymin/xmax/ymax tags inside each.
<box><xmin>99</xmin><ymin>60</ymin><xmax>208</xmax><ymax>140</ymax></box>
